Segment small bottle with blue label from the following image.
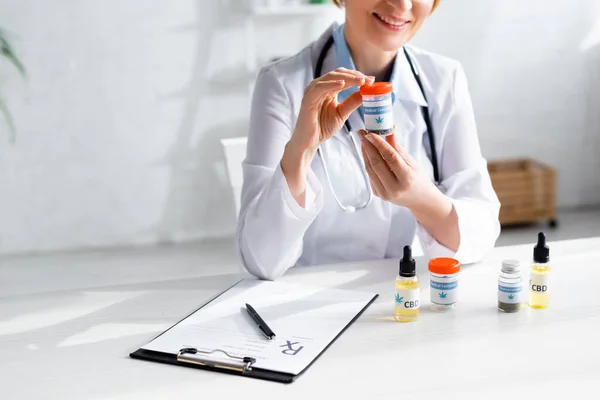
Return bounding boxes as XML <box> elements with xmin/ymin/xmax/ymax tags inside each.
<box><xmin>498</xmin><ymin>260</ymin><xmax>522</xmax><ymax>313</ymax></box>
<box><xmin>359</xmin><ymin>82</ymin><xmax>394</xmax><ymax>136</ymax></box>
<box><xmin>394</xmin><ymin>246</ymin><xmax>420</xmax><ymax>322</ymax></box>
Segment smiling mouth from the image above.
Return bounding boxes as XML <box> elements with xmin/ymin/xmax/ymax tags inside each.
<box><xmin>373</xmin><ymin>12</ymin><xmax>410</xmax><ymax>30</ymax></box>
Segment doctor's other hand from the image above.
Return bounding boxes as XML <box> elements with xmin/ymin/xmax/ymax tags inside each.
<box><xmin>360</xmin><ymin>130</ymin><xmax>440</xmax><ymax>209</ymax></box>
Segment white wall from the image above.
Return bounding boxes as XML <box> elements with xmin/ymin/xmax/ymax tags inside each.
<box><xmin>412</xmin><ymin>0</ymin><xmax>600</xmax><ymax>207</ymax></box>
<box><xmin>0</xmin><ymin>0</ymin><xmax>599</xmax><ymax>255</ymax></box>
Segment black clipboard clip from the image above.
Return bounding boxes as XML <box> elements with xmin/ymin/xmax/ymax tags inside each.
<box><xmin>177</xmin><ymin>348</ymin><xmax>256</xmax><ymax>373</ymax></box>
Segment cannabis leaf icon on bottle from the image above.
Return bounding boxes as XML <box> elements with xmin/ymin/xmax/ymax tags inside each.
<box><xmin>439</xmin><ymin>292</ymin><xmax>447</xmax><ymax>299</ymax></box>
<box><xmin>395</xmin><ymin>293</ymin><xmax>404</xmax><ymax>304</ymax></box>
<box><xmin>375</xmin><ymin>116</ymin><xmax>384</xmax><ymax>124</ymax></box>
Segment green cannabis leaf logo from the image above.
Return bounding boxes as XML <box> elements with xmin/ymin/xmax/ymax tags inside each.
<box><xmin>508</xmin><ymin>294</ymin><xmax>515</xmax><ymax>300</ymax></box>
<box><xmin>375</xmin><ymin>116</ymin><xmax>384</xmax><ymax>124</ymax></box>
<box><xmin>395</xmin><ymin>293</ymin><xmax>404</xmax><ymax>304</ymax></box>
<box><xmin>438</xmin><ymin>292</ymin><xmax>447</xmax><ymax>299</ymax></box>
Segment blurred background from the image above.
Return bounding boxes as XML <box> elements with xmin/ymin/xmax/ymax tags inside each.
<box><xmin>1</xmin><ymin>0</ymin><xmax>599</xmax><ymax>260</ymax></box>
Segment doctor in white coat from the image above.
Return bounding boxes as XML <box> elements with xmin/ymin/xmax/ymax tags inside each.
<box><xmin>237</xmin><ymin>0</ymin><xmax>500</xmax><ymax>280</ymax></box>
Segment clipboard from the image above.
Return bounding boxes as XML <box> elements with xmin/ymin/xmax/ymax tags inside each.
<box><xmin>129</xmin><ymin>279</ymin><xmax>378</xmax><ymax>383</ymax></box>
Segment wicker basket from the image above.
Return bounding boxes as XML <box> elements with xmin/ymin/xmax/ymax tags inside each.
<box><xmin>487</xmin><ymin>158</ymin><xmax>557</xmax><ymax>227</ymax></box>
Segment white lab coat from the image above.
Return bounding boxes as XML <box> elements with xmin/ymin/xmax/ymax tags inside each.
<box><xmin>236</xmin><ymin>24</ymin><xmax>500</xmax><ymax>280</ymax></box>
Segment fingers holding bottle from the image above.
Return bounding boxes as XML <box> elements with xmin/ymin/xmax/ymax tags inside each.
<box><xmin>291</xmin><ymin>69</ymin><xmax>374</xmax><ymax>161</ymax></box>
<box><xmin>282</xmin><ymin>70</ymin><xmax>373</xmax><ymax>205</ymax></box>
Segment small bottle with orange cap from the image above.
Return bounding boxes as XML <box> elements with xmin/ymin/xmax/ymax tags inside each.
<box><xmin>359</xmin><ymin>82</ymin><xmax>394</xmax><ymax>136</ymax></box>
<box><xmin>428</xmin><ymin>257</ymin><xmax>461</xmax><ymax>311</ymax></box>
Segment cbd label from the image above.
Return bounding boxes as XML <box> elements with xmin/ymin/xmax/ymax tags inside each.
<box><xmin>395</xmin><ymin>289</ymin><xmax>420</xmax><ymax>310</ymax></box>
<box><xmin>530</xmin><ymin>273</ymin><xmax>549</xmax><ymax>293</ymax></box>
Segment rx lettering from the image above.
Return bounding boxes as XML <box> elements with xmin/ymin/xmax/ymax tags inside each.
<box><xmin>280</xmin><ymin>341</ymin><xmax>304</xmax><ymax>356</ymax></box>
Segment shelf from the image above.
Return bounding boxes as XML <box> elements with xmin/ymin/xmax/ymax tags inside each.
<box><xmin>250</xmin><ymin>3</ymin><xmax>341</xmax><ymax>17</ymax></box>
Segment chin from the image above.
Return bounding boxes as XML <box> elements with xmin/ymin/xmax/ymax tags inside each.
<box><xmin>367</xmin><ymin>33</ymin><xmax>409</xmax><ymax>52</ymax></box>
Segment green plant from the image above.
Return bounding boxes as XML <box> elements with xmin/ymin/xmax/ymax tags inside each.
<box><xmin>0</xmin><ymin>28</ymin><xmax>25</xmax><ymax>143</ymax></box>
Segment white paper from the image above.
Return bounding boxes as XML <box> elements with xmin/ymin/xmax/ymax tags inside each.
<box><xmin>141</xmin><ymin>280</ymin><xmax>376</xmax><ymax>375</ymax></box>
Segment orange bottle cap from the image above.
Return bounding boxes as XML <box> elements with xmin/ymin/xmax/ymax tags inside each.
<box><xmin>428</xmin><ymin>257</ymin><xmax>460</xmax><ymax>275</ymax></box>
<box><xmin>359</xmin><ymin>82</ymin><xmax>393</xmax><ymax>96</ymax></box>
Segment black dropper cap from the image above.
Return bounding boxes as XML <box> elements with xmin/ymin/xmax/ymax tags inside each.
<box><xmin>533</xmin><ymin>232</ymin><xmax>550</xmax><ymax>263</ymax></box>
<box><xmin>399</xmin><ymin>245</ymin><xmax>416</xmax><ymax>277</ymax></box>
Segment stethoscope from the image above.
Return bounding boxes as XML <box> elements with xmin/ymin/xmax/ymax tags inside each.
<box><xmin>315</xmin><ymin>35</ymin><xmax>440</xmax><ymax>213</ymax></box>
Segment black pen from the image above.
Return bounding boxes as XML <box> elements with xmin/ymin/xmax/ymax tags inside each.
<box><xmin>245</xmin><ymin>303</ymin><xmax>276</xmax><ymax>340</ymax></box>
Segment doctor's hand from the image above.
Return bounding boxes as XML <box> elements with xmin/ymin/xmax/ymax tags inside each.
<box><xmin>285</xmin><ymin>68</ymin><xmax>374</xmax><ymax>163</ymax></box>
<box><xmin>360</xmin><ymin>130</ymin><xmax>438</xmax><ymax>209</ymax></box>
<box><xmin>281</xmin><ymin>69</ymin><xmax>373</xmax><ymax>207</ymax></box>
<box><xmin>361</xmin><ymin>130</ymin><xmax>460</xmax><ymax>252</ymax></box>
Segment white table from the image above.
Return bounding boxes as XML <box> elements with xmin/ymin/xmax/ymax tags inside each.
<box><xmin>1</xmin><ymin>238</ymin><xmax>599</xmax><ymax>399</ymax></box>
